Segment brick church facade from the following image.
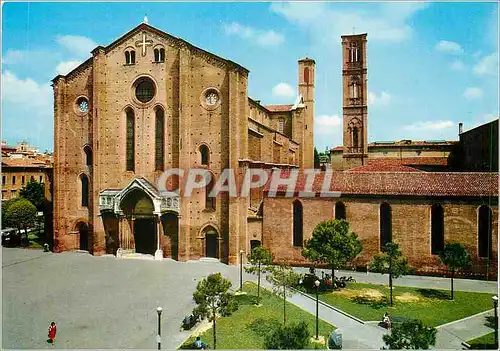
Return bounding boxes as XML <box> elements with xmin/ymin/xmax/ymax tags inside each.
<box><xmin>52</xmin><ymin>21</ymin><xmax>313</xmax><ymax>264</ymax></box>
<box><xmin>53</xmin><ymin>22</ymin><xmax>497</xmax><ymax>275</ymax></box>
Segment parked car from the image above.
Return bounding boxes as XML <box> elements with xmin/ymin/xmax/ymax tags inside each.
<box><xmin>2</xmin><ymin>228</ymin><xmax>21</xmax><ymax>247</ymax></box>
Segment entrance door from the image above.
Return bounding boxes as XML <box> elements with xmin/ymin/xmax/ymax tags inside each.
<box><xmin>78</xmin><ymin>222</ymin><xmax>89</xmax><ymax>251</ymax></box>
<box><xmin>205</xmin><ymin>233</ymin><xmax>218</xmax><ymax>258</ymax></box>
<box><xmin>134</xmin><ymin>218</ymin><xmax>156</xmax><ymax>255</ymax></box>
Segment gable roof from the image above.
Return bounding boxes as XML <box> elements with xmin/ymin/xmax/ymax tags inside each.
<box><xmin>53</xmin><ymin>22</ymin><xmax>248</xmax><ymax>82</ymax></box>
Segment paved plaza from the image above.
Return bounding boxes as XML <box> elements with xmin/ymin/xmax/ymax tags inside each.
<box><xmin>3</xmin><ymin>248</ymin><xmax>498</xmax><ymax>350</ymax></box>
<box><xmin>2</xmin><ymin>248</ymin><xmax>247</xmax><ymax>349</ymax></box>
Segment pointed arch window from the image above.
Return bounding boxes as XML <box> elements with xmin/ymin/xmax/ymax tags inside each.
<box><xmin>155</xmin><ymin>107</ymin><xmax>165</xmax><ymax>171</ymax></box>
<box><xmin>200</xmin><ymin>145</ymin><xmax>209</xmax><ymax>166</ymax></box>
<box><xmin>84</xmin><ymin>146</ymin><xmax>92</xmax><ymax>167</ymax></box>
<box><xmin>478</xmin><ymin>205</ymin><xmax>492</xmax><ymax>258</ymax></box>
<box><xmin>125</xmin><ymin>108</ymin><xmax>135</xmax><ymax>171</ymax></box>
<box><xmin>352</xmin><ymin>127</ymin><xmax>359</xmax><ymax>148</ymax></box>
<box><xmin>81</xmin><ymin>174</ymin><xmax>89</xmax><ymax>207</ymax></box>
<box><xmin>293</xmin><ymin>200</ymin><xmax>303</xmax><ymax>247</ymax></box>
<box><xmin>431</xmin><ymin>204</ymin><xmax>444</xmax><ymax>254</ymax></box>
<box><xmin>335</xmin><ymin>201</ymin><xmax>346</xmax><ymax>220</ymax></box>
<box><xmin>380</xmin><ymin>202</ymin><xmax>392</xmax><ymax>250</ymax></box>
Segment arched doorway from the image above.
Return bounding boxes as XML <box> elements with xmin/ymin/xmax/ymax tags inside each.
<box><xmin>204</xmin><ymin>227</ymin><xmax>219</xmax><ymax>258</ymax></box>
<box><xmin>76</xmin><ymin>222</ymin><xmax>89</xmax><ymax>251</ymax></box>
<box><xmin>121</xmin><ymin>189</ymin><xmax>157</xmax><ymax>255</ymax></box>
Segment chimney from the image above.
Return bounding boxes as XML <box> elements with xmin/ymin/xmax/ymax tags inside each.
<box><xmin>459</xmin><ymin>122</ymin><xmax>463</xmax><ymax>134</ymax></box>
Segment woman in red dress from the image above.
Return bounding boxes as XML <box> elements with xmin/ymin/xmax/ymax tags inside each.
<box><xmin>47</xmin><ymin>322</ymin><xmax>57</xmax><ymax>343</ymax></box>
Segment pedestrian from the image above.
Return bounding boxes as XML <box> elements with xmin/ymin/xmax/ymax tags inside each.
<box><xmin>47</xmin><ymin>322</ymin><xmax>57</xmax><ymax>344</ymax></box>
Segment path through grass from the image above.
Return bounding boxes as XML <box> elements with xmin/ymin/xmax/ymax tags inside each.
<box><xmin>316</xmin><ymin>282</ymin><xmax>494</xmax><ymax>327</ymax></box>
<box><xmin>180</xmin><ymin>282</ymin><xmax>334</xmax><ymax>349</ymax></box>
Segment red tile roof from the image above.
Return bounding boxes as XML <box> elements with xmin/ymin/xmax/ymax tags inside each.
<box><xmin>2</xmin><ymin>158</ymin><xmax>51</xmax><ymax>168</ymax></box>
<box><xmin>262</xmin><ymin>169</ymin><xmax>498</xmax><ymax>197</ymax></box>
<box><xmin>368</xmin><ymin>157</ymin><xmax>449</xmax><ymax>167</ymax></box>
<box><xmin>347</xmin><ymin>164</ymin><xmax>422</xmax><ymax>172</ymax></box>
<box><xmin>264</xmin><ymin>104</ymin><xmax>294</xmax><ymax>112</ymax></box>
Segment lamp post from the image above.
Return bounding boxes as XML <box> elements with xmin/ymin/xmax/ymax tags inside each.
<box><xmin>493</xmin><ymin>295</ymin><xmax>498</xmax><ymax>347</ymax></box>
<box><xmin>156</xmin><ymin>307</ymin><xmax>162</xmax><ymax>350</ymax></box>
<box><xmin>240</xmin><ymin>249</ymin><xmax>244</xmax><ymax>291</ymax></box>
<box><xmin>315</xmin><ymin>280</ymin><xmax>320</xmax><ymax>340</ymax></box>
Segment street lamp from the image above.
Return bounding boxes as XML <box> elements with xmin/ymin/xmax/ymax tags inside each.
<box><xmin>493</xmin><ymin>295</ymin><xmax>498</xmax><ymax>347</ymax></box>
<box><xmin>240</xmin><ymin>249</ymin><xmax>244</xmax><ymax>291</ymax></box>
<box><xmin>156</xmin><ymin>307</ymin><xmax>162</xmax><ymax>350</ymax></box>
<box><xmin>315</xmin><ymin>279</ymin><xmax>320</xmax><ymax>340</ymax></box>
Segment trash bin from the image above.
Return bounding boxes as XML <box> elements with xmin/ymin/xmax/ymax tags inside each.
<box><xmin>328</xmin><ymin>328</ymin><xmax>342</xmax><ymax>349</ymax></box>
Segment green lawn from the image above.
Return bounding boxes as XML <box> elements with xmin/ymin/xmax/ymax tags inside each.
<box><xmin>27</xmin><ymin>231</ymin><xmax>46</xmax><ymax>249</ymax></box>
<box><xmin>180</xmin><ymin>282</ymin><xmax>334</xmax><ymax>349</ymax></box>
<box><xmin>315</xmin><ymin>282</ymin><xmax>494</xmax><ymax>327</ymax></box>
<box><xmin>468</xmin><ymin>332</ymin><xmax>497</xmax><ymax>349</ymax></box>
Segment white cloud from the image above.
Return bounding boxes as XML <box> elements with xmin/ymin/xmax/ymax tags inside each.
<box><xmin>404</xmin><ymin>120</ymin><xmax>454</xmax><ymax>131</ymax></box>
<box><xmin>272</xmin><ymin>83</ymin><xmax>296</xmax><ymax>97</ymax></box>
<box><xmin>1</xmin><ymin>70</ymin><xmax>52</xmax><ymax>108</ymax></box>
<box><xmin>473</xmin><ymin>53</ymin><xmax>498</xmax><ymax>76</ymax></box>
<box><xmin>55</xmin><ymin>60</ymin><xmax>83</xmax><ymax>75</ymax></box>
<box><xmin>56</xmin><ymin>35</ymin><xmax>98</xmax><ymax>57</ymax></box>
<box><xmin>315</xmin><ymin>114</ymin><xmax>342</xmax><ymax>135</ymax></box>
<box><xmin>368</xmin><ymin>91</ymin><xmax>392</xmax><ymax>106</ymax></box>
<box><xmin>450</xmin><ymin>60</ymin><xmax>465</xmax><ymax>71</ymax></box>
<box><xmin>270</xmin><ymin>2</ymin><xmax>428</xmax><ymax>43</ymax></box>
<box><xmin>1</xmin><ymin>50</ymin><xmax>27</xmax><ymax>64</ymax></box>
<box><xmin>463</xmin><ymin>87</ymin><xmax>483</xmax><ymax>100</ymax></box>
<box><xmin>1</xmin><ymin>71</ymin><xmax>54</xmax><ymax>150</ymax></box>
<box><xmin>434</xmin><ymin>40</ymin><xmax>463</xmax><ymax>55</ymax></box>
<box><xmin>223</xmin><ymin>22</ymin><xmax>284</xmax><ymax>46</ymax></box>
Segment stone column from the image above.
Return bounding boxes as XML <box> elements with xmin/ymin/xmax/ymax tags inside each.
<box><xmin>130</xmin><ymin>216</ymin><xmax>135</xmax><ymax>251</ymax></box>
<box><xmin>117</xmin><ymin>213</ymin><xmax>123</xmax><ymax>257</ymax></box>
<box><xmin>155</xmin><ymin>214</ymin><xmax>163</xmax><ymax>260</ymax></box>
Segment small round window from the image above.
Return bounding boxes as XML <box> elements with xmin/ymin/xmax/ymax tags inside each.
<box><xmin>76</xmin><ymin>97</ymin><xmax>89</xmax><ymax>114</ymax></box>
<box><xmin>135</xmin><ymin>78</ymin><xmax>155</xmax><ymax>103</ymax></box>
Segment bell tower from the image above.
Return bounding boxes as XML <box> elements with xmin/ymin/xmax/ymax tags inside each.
<box><xmin>298</xmin><ymin>57</ymin><xmax>315</xmax><ymax>169</ymax></box>
<box><xmin>341</xmin><ymin>33</ymin><xmax>368</xmax><ymax>170</ymax></box>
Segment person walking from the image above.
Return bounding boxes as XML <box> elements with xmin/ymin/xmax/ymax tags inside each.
<box><xmin>47</xmin><ymin>322</ymin><xmax>57</xmax><ymax>344</ymax></box>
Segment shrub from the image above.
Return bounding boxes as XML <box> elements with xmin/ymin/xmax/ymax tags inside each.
<box><xmin>264</xmin><ymin>321</ymin><xmax>311</xmax><ymax>349</ymax></box>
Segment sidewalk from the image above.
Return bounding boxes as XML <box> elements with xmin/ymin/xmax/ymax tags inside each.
<box><xmin>293</xmin><ymin>267</ymin><xmax>498</xmax><ymax>294</ymax></box>
<box><xmin>435</xmin><ymin>310</ymin><xmax>495</xmax><ymax>349</ymax></box>
<box><xmin>258</xmin><ymin>277</ymin><xmax>389</xmax><ymax>349</ymax></box>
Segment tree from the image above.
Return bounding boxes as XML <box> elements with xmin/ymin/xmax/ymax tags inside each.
<box><xmin>4</xmin><ymin>198</ymin><xmax>37</xmax><ymax>244</ymax></box>
<box><xmin>2</xmin><ymin>197</ymin><xmax>24</xmax><ymax>227</ymax></box>
<box><xmin>19</xmin><ymin>180</ymin><xmax>45</xmax><ymax>210</ymax></box>
<box><xmin>382</xmin><ymin>319</ymin><xmax>437</xmax><ymax>349</ymax></box>
<box><xmin>314</xmin><ymin>147</ymin><xmax>320</xmax><ymax>169</ymax></box>
<box><xmin>264</xmin><ymin>321</ymin><xmax>311</xmax><ymax>349</ymax></box>
<box><xmin>302</xmin><ymin>220</ymin><xmax>362</xmax><ymax>286</ymax></box>
<box><xmin>439</xmin><ymin>243</ymin><xmax>471</xmax><ymax>300</ymax></box>
<box><xmin>266</xmin><ymin>264</ymin><xmax>301</xmax><ymax>324</ymax></box>
<box><xmin>245</xmin><ymin>246</ymin><xmax>273</xmax><ymax>305</ymax></box>
<box><xmin>192</xmin><ymin>273</ymin><xmax>238</xmax><ymax>349</ymax></box>
<box><xmin>369</xmin><ymin>242</ymin><xmax>411</xmax><ymax>306</ymax></box>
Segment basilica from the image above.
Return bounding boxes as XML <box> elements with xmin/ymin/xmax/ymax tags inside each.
<box><xmin>52</xmin><ymin>20</ymin><xmax>497</xmax><ymax>276</ymax></box>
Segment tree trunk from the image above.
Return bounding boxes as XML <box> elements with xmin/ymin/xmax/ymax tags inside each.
<box><xmin>331</xmin><ymin>267</ymin><xmax>335</xmax><ymax>288</ymax></box>
<box><xmin>389</xmin><ymin>257</ymin><xmax>393</xmax><ymax>306</ymax></box>
<box><xmin>283</xmin><ymin>284</ymin><xmax>286</xmax><ymax>325</ymax></box>
<box><xmin>451</xmin><ymin>269</ymin><xmax>454</xmax><ymax>300</ymax></box>
<box><xmin>213</xmin><ymin>312</ymin><xmax>216</xmax><ymax>350</ymax></box>
<box><xmin>257</xmin><ymin>262</ymin><xmax>261</xmax><ymax>305</ymax></box>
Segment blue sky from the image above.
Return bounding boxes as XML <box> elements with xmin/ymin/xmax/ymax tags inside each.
<box><xmin>2</xmin><ymin>1</ymin><xmax>498</xmax><ymax>152</ymax></box>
